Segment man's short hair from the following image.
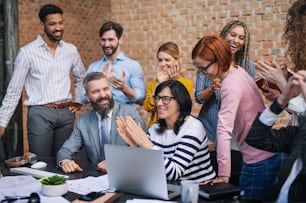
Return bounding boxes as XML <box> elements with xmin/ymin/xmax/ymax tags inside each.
<box><xmin>83</xmin><ymin>72</ymin><xmax>108</xmax><ymax>93</ymax></box>
<box><xmin>99</xmin><ymin>21</ymin><xmax>123</xmax><ymax>39</ymax></box>
<box><xmin>38</xmin><ymin>4</ymin><xmax>63</xmax><ymax>23</ymax></box>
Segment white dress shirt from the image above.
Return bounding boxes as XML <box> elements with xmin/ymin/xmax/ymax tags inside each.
<box><xmin>0</xmin><ymin>35</ymin><xmax>85</xmax><ymax>127</ymax></box>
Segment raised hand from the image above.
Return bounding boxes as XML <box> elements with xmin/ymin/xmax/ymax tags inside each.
<box><xmin>108</xmin><ymin>68</ymin><xmax>127</xmax><ymax>90</ymax></box>
<box><xmin>123</xmin><ymin>116</ymin><xmax>153</xmax><ymax>149</ymax></box>
<box><xmin>167</xmin><ymin>62</ymin><xmax>180</xmax><ymax>80</ymax></box>
<box><xmin>116</xmin><ymin>116</ymin><xmax>137</xmax><ymax>147</ymax></box>
<box><xmin>255</xmin><ymin>61</ymin><xmax>287</xmax><ymax>91</ymax></box>
<box><xmin>156</xmin><ymin>64</ymin><xmax>169</xmax><ymax>84</ymax></box>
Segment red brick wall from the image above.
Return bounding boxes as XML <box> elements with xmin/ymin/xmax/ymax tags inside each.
<box><xmin>18</xmin><ymin>0</ymin><xmax>294</xmax><ymax>134</ymax></box>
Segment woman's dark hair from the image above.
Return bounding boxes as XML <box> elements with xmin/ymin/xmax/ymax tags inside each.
<box><xmin>155</xmin><ymin>80</ymin><xmax>192</xmax><ymax>134</ymax></box>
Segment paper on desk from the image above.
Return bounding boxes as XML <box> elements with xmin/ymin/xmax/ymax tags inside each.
<box><xmin>0</xmin><ymin>175</ymin><xmax>69</xmax><ymax>203</ymax></box>
<box><xmin>67</xmin><ymin>174</ymin><xmax>111</xmax><ymax>195</ymax></box>
<box><xmin>126</xmin><ymin>199</ymin><xmax>178</xmax><ymax>203</ymax></box>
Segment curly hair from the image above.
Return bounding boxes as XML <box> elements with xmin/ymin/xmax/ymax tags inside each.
<box><xmin>220</xmin><ymin>20</ymin><xmax>251</xmax><ymax>75</ymax></box>
<box><xmin>283</xmin><ymin>0</ymin><xmax>306</xmax><ymax>70</ymax></box>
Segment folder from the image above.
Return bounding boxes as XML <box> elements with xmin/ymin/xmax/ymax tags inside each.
<box><xmin>199</xmin><ymin>182</ymin><xmax>241</xmax><ymax>200</ymax></box>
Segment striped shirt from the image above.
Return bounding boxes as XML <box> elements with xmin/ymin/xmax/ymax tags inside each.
<box><xmin>149</xmin><ymin>116</ymin><xmax>216</xmax><ymax>182</ymax></box>
<box><xmin>0</xmin><ymin>35</ymin><xmax>86</xmax><ymax>127</ymax></box>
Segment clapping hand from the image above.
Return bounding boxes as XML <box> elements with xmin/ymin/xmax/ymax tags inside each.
<box><xmin>116</xmin><ymin>116</ymin><xmax>153</xmax><ymax>149</ymax></box>
<box><xmin>116</xmin><ymin>116</ymin><xmax>138</xmax><ymax>147</ymax></box>
<box><xmin>167</xmin><ymin>62</ymin><xmax>180</xmax><ymax>80</ymax></box>
<box><xmin>103</xmin><ymin>64</ymin><xmax>127</xmax><ymax>90</ymax></box>
<box><xmin>156</xmin><ymin>64</ymin><xmax>170</xmax><ymax>84</ymax></box>
<box><xmin>255</xmin><ymin>61</ymin><xmax>287</xmax><ymax>91</ymax></box>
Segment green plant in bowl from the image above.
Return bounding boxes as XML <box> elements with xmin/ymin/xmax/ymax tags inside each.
<box><xmin>40</xmin><ymin>175</ymin><xmax>68</xmax><ymax>185</ymax></box>
<box><xmin>40</xmin><ymin>175</ymin><xmax>68</xmax><ymax>196</ymax></box>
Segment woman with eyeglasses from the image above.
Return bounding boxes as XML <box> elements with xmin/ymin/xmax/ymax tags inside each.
<box><xmin>192</xmin><ymin>35</ymin><xmax>282</xmax><ymax>201</ymax></box>
<box><xmin>116</xmin><ymin>80</ymin><xmax>216</xmax><ymax>182</ymax></box>
<box><xmin>195</xmin><ymin>20</ymin><xmax>255</xmax><ymax>148</ymax></box>
<box><xmin>143</xmin><ymin>42</ymin><xmax>192</xmax><ymax>128</ymax></box>
<box><xmin>195</xmin><ymin>20</ymin><xmax>255</xmax><ymax>186</ymax></box>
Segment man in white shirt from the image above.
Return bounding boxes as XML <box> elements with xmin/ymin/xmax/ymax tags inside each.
<box><xmin>0</xmin><ymin>4</ymin><xmax>85</xmax><ymax>159</ymax></box>
<box><xmin>246</xmin><ymin>70</ymin><xmax>306</xmax><ymax>202</ymax></box>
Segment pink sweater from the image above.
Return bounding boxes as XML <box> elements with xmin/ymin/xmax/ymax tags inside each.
<box><xmin>216</xmin><ymin>66</ymin><xmax>275</xmax><ymax>178</ymax></box>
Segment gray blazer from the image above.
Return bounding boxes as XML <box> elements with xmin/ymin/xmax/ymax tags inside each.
<box><xmin>56</xmin><ymin>102</ymin><xmax>147</xmax><ymax>166</ymax></box>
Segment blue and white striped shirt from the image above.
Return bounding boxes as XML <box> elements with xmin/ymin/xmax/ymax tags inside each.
<box><xmin>0</xmin><ymin>35</ymin><xmax>86</xmax><ymax>127</ymax></box>
<box><xmin>149</xmin><ymin>116</ymin><xmax>216</xmax><ymax>182</ymax></box>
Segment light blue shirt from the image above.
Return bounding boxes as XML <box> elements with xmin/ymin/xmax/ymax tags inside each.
<box><xmin>83</xmin><ymin>51</ymin><xmax>145</xmax><ymax>105</ymax></box>
<box><xmin>195</xmin><ymin>74</ymin><xmax>221</xmax><ymax>142</ymax></box>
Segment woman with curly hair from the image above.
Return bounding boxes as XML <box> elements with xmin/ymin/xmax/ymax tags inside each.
<box><xmin>255</xmin><ymin>0</ymin><xmax>306</xmax><ymax>93</ymax></box>
<box><xmin>195</xmin><ymin>20</ymin><xmax>254</xmax><ymax>185</ymax></box>
<box><xmin>255</xmin><ymin>0</ymin><xmax>306</xmax><ymax>120</ymax></box>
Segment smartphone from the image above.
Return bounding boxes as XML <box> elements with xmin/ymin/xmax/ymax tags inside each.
<box><xmin>79</xmin><ymin>191</ymin><xmax>105</xmax><ymax>201</ymax></box>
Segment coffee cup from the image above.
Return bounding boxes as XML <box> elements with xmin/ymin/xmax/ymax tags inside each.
<box><xmin>180</xmin><ymin>180</ymin><xmax>199</xmax><ymax>203</ymax></box>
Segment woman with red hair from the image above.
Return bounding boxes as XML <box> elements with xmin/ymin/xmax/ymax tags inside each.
<box><xmin>192</xmin><ymin>35</ymin><xmax>282</xmax><ymax>201</ymax></box>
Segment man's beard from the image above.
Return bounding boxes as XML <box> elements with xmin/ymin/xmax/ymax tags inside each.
<box><xmin>103</xmin><ymin>42</ymin><xmax>119</xmax><ymax>57</ymax></box>
<box><xmin>91</xmin><ymin>96</ymin><xmax>114</xmax><ymax>117</ymax></box>
<box><xmin>45</xmin><ymin>28</ymin><xmax>63</xmax><ymax>42</ymax></box>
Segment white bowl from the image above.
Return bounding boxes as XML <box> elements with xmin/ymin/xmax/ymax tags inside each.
<box><xmin>41</xmin><ymin>182</ymin><xmax>68</xmax><ymax>196</ymax></box>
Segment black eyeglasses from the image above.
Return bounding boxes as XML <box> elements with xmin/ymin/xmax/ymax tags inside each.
<box><xmin>194</xmin><ymin>60</ymin><xmax>216</xmax><ymax>75</ymax></box>
<box><xmin>1</xmin><ymin>193</ymin><xmax>40</xmax><ymax>203</ymax></box>
<box><xmin>153</xmin><ymin>95</ymin><xmax>175</xmax><ymax>105</ymax></box>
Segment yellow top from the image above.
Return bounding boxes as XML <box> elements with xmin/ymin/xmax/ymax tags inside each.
<box><xmin>143</xmin><ymin>76</ymin><xmax>193</xmax><ymax>128</ymax></box>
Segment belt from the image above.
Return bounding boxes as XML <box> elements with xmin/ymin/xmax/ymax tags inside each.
<box><xmin>41</xmin><ymin>101</ymin><xmax>81</xmax><ymax>108</ymax></box>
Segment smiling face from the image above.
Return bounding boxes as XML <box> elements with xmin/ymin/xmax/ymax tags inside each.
<box><xmin>42</xmin><ymin>13</ymin><xmax>64</xmax><ymax>42</ymax></box>
<box><xmin>100</xmin><ymin>29</ymin><xmax>121</xmax><ymax>58</ymax></box>
<box><xmin>157</xmin><ymin>51</ymin><xmax>178</xmax><ymax>72</ymax></box>
<box><xmin>223</xmin><ymin>25</ymin><xmax>246</xmax><ymax>54</ymax></box>
<box><xmin>85</xmin><ymin>78</ymin><xmax>114</xmax><ymax>117</ymax></box>
<box><xmin>155</xmin><ymin>87</ymin><xmax>180</xmax><ymax>126</ymax></box>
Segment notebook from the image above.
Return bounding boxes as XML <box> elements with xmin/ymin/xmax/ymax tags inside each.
<box><xmin>104</xmin><ymin>144</ymin><xmax>180</xmax><ymax>200</ymax></box>
<box><xmin>198</xmin><ymin>182</ymin><xmax>241</xmax><ymax>200</ymax></box>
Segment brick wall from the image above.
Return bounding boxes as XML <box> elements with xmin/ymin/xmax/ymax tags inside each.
<box><xmin>18</xmin><ymin>0</ymin><xmax>294</xmax><ymax>134</ymax></box>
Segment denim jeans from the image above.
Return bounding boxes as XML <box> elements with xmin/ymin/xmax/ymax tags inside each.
<box><xmin>239</xmin><ymin>153</ymin><xmax>282</xmax><ymax>200</ymax></box>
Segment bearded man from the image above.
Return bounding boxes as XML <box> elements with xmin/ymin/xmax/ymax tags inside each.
<box><xmin>82</xmin><ymin>21</ymin><xmax>146</xmax><ymax>105</ymax></box>
<box><xmin>57</xmin><ymin>72</ymin><xmax>146</xmax><ymax>173</ymax></box>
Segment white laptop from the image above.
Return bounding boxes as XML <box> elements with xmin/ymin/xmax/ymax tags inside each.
<box><xmin>104</xmin><ymin>144</ymin><xmax>181</xmax><ymax>200</ymax></box>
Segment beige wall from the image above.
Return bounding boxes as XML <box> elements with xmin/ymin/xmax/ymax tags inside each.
<box><xmin>18</xmin><ymin>0</ymin><xmax>294</xmax><ymax>131</ymax></box>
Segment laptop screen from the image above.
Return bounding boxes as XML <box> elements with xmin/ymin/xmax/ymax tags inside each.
<box><xmin>104</xmin><ymin>144</ymin><xmax>179</xmax><ymax>200</ymax></box>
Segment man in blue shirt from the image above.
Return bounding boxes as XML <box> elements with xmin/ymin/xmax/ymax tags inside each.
<box><xmin>83</xmin><ymin>21</ymin><xmax>145</xmax><ymax>105</ymax></box>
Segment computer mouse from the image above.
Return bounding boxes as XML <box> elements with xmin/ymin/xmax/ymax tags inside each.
<box><xmin>31</xmin><ymin>161</ymin><xmax>47</xmax><ymax>169</ymax></box>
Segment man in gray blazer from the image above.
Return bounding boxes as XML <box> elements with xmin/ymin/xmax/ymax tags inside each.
<box><xmin>57</xmin><ymin>72</ymin><xmax>146</xmax><ymax>173</ymax></box>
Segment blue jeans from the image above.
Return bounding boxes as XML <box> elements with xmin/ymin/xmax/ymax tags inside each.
<box><xmin>239</xmin><ymin>153</ymin><xmax>282</xmax><ymax>200</ymax></box>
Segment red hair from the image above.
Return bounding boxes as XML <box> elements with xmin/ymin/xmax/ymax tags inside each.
<box><xmin>192</xmin><ymin>35</ymin><xmax>232</xmax><ymax>72</ymax></box>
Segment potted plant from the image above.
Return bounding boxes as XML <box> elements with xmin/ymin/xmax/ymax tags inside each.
<box><xmin>40</xmin><ymin>175</ymin><xmax>68</xmax><ymax>196</ymax></box>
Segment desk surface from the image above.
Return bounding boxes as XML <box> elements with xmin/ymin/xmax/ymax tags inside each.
<box><xmin>1</xmin><ymin>157</ymin><xmax>237</xmax><ymax>203</ymax></box>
